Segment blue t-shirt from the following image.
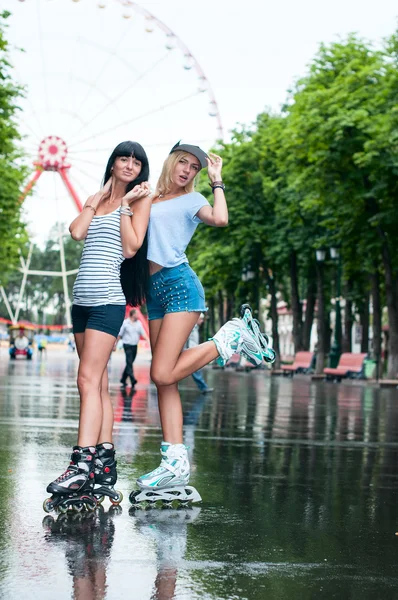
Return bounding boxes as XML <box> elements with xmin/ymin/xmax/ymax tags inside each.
<box><xmin>147</xmin><ymin>192</ymin><xmax>210</xmax><ymax>268</ymax></box>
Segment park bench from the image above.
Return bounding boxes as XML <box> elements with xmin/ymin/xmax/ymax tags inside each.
<box><xmin>323</xmin><ymin>352</ymin><xmax>368</xmax><ymax>381</ymax></box>
<box><xmin>282</xmin><ymin>351</ymin><xmax>314</xmax><ymax>376</ymax></box>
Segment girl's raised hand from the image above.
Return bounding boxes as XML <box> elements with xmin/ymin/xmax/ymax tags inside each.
<box><xmin>122</xmin><ymin>181</ymin><xmax>151</xmax><ymax>205</ymax></box>
<box><xmin>206</xmin><ymin>153</ymin><xmax>223</xmax><ymax>183</ymax></box>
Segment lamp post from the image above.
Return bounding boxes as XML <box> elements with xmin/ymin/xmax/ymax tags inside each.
<box><xmin>314</xmin><ymin>249</ymin><xmax>326</xmax><ymax>374</ymax></box>
<box><xmin>241</xmin><ymin>264</ymin><xmax>257</xmax><ymax>317</ymax></box>
<box><xmin>329</xmin><ymin>246</ymin><xmax>342</xmax><ymax>368</ymax></box>
<box><xmin>241</xmin><ymin>265</ymin><xmax>255</xmax><ymax>283</ymax></box>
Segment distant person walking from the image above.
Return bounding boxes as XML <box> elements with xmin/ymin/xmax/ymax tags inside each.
<box><xmin>186</xmin><ymin>314</ymin><xmax>213</xmax><ymax>393</ymax></box>
<box><xmin>38</xmin><ymin>336</ymin><xmax>47</xmax><ymax>358</ymax></box>
<box><xmin>117</xmin><ymin>309</ymin><xmax>149</xmax><ymax>387</ymax></box>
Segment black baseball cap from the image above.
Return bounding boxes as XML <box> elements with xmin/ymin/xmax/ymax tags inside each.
<box><xmin>169</xmin><ymin>141</ymin><xmax>208</xmax><ymax>169</ymax></box>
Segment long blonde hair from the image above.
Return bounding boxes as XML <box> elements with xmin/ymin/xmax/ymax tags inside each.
<box><xmin>155</xmin><ymin>151</ymin><xmax>199</xmax><ymax>197</ymax></box>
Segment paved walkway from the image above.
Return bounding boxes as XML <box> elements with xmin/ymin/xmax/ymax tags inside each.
<box><xmin>0</xmin><ymin>348</ymin><xmax>397</xmax><ymax>599</ymax></box>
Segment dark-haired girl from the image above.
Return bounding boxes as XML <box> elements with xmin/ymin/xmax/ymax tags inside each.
<box><xmin>44</xmin><ymin>141</ymin><xmax>151</xmax><ymax>512</ymax></box>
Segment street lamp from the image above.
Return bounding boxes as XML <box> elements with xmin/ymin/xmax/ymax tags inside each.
<box><xmin>315</xmin><ymin>249</ymin><xmax>326</xmax><ymax>262</ymax></box>
<box><xmin>241</xmin><ymin>265</ymin><xmax>255</xmax><ymax>282</ymax></box>
<box><xmin>329</xmin><ymin>246</ymin><xmax>342</xmax><ymax>368</ymax></box>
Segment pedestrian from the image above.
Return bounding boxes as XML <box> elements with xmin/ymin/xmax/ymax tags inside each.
<box><xmin>130</xmin><ymin>141</ymin><xmax>268</xmax><ymax>505</ymax></box>
<box><xmin>117</xmin><ymin>308</ymin><xmax>150</xmax><ymax>387</ymax></box>
<box><xmin>38</xmin><ymin>336</ymin><xmax>47</xmax><ymax>358</ymax></box>
<box><xmin>186</xmin><ymin>313</ymin><xmax>213</xmax><ymax>393</ymax></box>
<box><xmin>44</xmin><ymin>141</ymin><xmax>152</xmax><ymax>513</ymax></box>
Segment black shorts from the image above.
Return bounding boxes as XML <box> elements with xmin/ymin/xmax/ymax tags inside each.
<box><xmin>72</xmin><ymin>304</ymin><xmax>126</xmax><ymax>338</ymax></box>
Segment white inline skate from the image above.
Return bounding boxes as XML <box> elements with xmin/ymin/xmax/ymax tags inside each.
<box><xmin>129</xmin><ymin>442</ymin><xmax>202</xmax><ymax>508</ymax></box>
<box><xmin>211</xmin><ymin>316</ymin><xmax>264</xmax><ymax>367</ymax></box>
<box><xmin>240</xmin><ymin>303</ymin><xmax>276</xmax><ymax>363</ymax></box>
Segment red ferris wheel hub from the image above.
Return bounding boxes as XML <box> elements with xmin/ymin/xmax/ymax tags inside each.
<box><xmin>38</xmin><ymin>136</ymin><xmax>68</xmax><ymax>170</ymax></box>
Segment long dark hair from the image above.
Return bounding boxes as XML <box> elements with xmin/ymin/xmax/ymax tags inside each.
<box><xmin>103</xmin><ymin>141</ymin><xmax>150</xmax><ymax>306</ymax></box>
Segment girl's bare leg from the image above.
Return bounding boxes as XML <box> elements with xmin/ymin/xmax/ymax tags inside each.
<box><xmin>149</xmin><ymin>319</ymin><xmax>182</xmax><ymax>444</ymax></box>
<box><xmin>149</xmin><ymin>313</ymin><xmax>217</xmax><ymax>444</ymax></box>
<box><xmin>75</xmin><ymin>329</ymin><xmax>117</xmax><ymax>447</ymax></box>
<box><xmin>98</xmin><ymin>368</ymin><xmax>114</xmax><ymax>444</ymax></box>
<box><xmin>150</xmin><ymin>312</ymin><xmax>219</xmax><ymax>388</ymax></box>
<box><xmin>75</xmin><ymin>332</ymin><xmax>114</xmax><ymax>445</ymax></box>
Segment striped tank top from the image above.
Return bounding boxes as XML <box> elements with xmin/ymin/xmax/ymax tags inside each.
<box><xmin>73</xmin><ymin>207</ymin><xmax>126</xmax><ymax>306</ymax></box>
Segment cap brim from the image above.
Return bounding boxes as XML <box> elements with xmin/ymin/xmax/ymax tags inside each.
<box><xmin>170</xmin><ymin>143</ymin><xmax>208</xmax><ymax>169</ymax></box>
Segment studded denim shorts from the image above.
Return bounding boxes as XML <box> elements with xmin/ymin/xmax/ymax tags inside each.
<box><xmin>146</xmin><ymin>263</ymin><xmax>207</xmax><ymax>321</ymax></box>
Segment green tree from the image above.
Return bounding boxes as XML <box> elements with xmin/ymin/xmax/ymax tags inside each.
<box><xmin>0</xmin><ymin>11</ymin><xmax>28</xmax><ymax>285</ymax></box>
<box><xmin>279</xmin><ymin>32</ymin><xmax>398</xmax><ymax>375</ymax></box>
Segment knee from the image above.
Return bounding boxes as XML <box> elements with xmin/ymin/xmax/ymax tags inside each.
<box><xmin>150</xmin><ymin>365</ymin><xmax>174</xmax><ymax>387</ymax></box>
<box><xmin>77</xmin><ymin>370</ymin><xmax>101</xmax><ymax>395</ymax></box>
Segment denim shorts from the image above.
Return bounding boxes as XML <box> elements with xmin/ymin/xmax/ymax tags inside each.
<box><xmin>72</xmin><ymin>304</ymin><xmax>126</xmax><ymax>337</ymax></box>
<box><xmin>146</xmin><ymin>263</ymin><xmax>207</xmax><ymax>321</ymax></box>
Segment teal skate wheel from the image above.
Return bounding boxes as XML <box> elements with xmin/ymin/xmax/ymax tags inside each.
<box><xmin>239</xmin><ymin>303</ymin><xmax>251</xmax><ymax>318</ymax></box>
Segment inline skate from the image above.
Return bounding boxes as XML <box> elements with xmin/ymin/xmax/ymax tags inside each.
<box><xmin>94</xmin><ymin>443</ymin><xmax>123</xmax><ymax>506</ymax></box>
<box><xmin>240</xmin><ymin>303</ymin><xmax>276</xmax><ymax>363</ymax></box>
<box><xmin>43</xmin><ymin>445</ymin><xmax>97</xmax><ymax>514</ymax></box>
<box><xmin>129</xmin><ymin>442</ymin><xmax>202</xmax><ymax>508</ymax></box>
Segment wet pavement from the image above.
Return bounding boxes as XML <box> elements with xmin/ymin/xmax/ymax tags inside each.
<box><xmin>1</xmin><ymin>348</ymin><xmax>398</xmax><ymax>600</ymax></box>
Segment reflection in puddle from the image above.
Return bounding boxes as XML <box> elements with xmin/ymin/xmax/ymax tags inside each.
<box><xmin>130</xmin><ymin>507</ymin><xmax>201</xmax><ymax>600</ymax></box>
<box><xmin>42</xmin><ymin>507</ymin><xmax>120</xmax><ymax>600</ymax></box>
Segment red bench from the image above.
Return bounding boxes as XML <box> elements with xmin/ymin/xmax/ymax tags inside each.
<box><xmin>282</xmin><ymin>351</ymin><xmax>314</xmax><ymax>376</ymax></box>
<box><xmin>323</xmin><ymin>353</ymin><xmax>368</xmax><ymax>381</ymax></box>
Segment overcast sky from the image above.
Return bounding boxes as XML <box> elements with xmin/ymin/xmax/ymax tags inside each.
<box><xmin>3</xmin><ymin>0</ymin><xmax>397</xmax><ymax>243</ymax></box>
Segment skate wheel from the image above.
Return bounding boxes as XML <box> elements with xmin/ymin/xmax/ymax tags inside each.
<box><xmin>240</xmin><ymin>303</ymin><xmax>251</xmax><ymax>318</ymax></box>
<box><xmin>73</xmin><ymin>502</ymin><xmax>84</xmax><ymax>513</ymax></box>
<box><xmin>96</xmin><ymin>495</ymin><xmax>105</xmax><ymax>504</ymax></box>
<box><xmin>110</xmin><ymin>490</ymin><xmax>123</xmax><ymax>505</ymax></box>
<box><xmin>109</xmin><ymin>505</ymin><xmax>123</xmax><ymax>516</ymax></box>
<box><xmin>129</xmin><ymin>490</ymin><xmax>140</xmax><ymax>505</ymax></box>
<box><xmin>42</xmin><ymin>515</ymin><xmax>54</xmax><ymax>530</ymax></box>
<box><xmin>58</xmin><ymin>504</ymin><xmax>68</xmax><ymax>514</ymax></box>
<box><xmin>43</xmin><ymin>498</ymin><xmax>53</xmax><ymax>513</ymax></box>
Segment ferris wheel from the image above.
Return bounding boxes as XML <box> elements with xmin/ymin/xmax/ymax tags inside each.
<box><xmin>1</xmin><ymin>0</ymin><xmax>223</xmax><ymax>327</ymax></box>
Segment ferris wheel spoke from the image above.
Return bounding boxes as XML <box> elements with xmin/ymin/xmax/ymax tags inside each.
<box><xmin>13</xmin><ymin>68</ymin><xmax>46</xmax><ymax>138</ymax></box>
<box><xmin>69</xmin><ymin>91</ymin><xmax>202</xmax><ymax>150</ymax></box>
<box><xmin>68</xmin><ymin>52</ymin><xmax>169</xmax><ymax>143</ymax></box>
<box><xmin>71</xmin><ymin>164</ymin><xmax>102</xmax><ymax>186</ymax></box>
<box><xmin>36</xmin><ymin>0</ymin><xmax>52</xmax><ymax>132</ymax></box>
<box><xmin>68</xmin><ymin>172</ymin><xmax>92</xmax><ymax>202</ymax></box>
<box><xmin>68</xmin><ymin>147</ymin><xmax>114</xmax><ymax>154</ymax></box>
<box><xmin>67</xmin><ymin>156</ymin><xmax>106</xmax><ymax>169</ymax></box>
<box><xmin>71</xmin><ymin>22</ymin><xmax>134</xmax><ymax>120</ymax></box>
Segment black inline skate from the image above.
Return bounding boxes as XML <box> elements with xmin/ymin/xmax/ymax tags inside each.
<box><xmin>43</xmin><ymin>445</ymin><xmax>98</xmax><ymax>514</ymax></box>
<box><xmin>94</xmin><ymin>443</ymin><xmax>123</xmax><ymax>505</ymax></box>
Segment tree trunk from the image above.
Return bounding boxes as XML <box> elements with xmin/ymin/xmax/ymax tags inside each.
<box><xmin>379</xmin><ymin>234</ymin><xmax>398</xmax><ymax>378</ymax></box>
<box><xmin>342</xmin><ymin>281</ymin><xmax>353</xmax><ymax>353</ymax></box>
<box><xmin>290</xmin><ymin>251</ymin><xmax>303</xmax><ymax>353</ymax></box>
<box><xmin>324</xmin><ymin>311</ymin><xmax>332</xmax><ymax>356</ymax></box>
<box><xmin>371</xmin><ymin>268</ymin><xmax>382</xmax><ymax>380</ymax></box>
<box><xmin>208</xmin><ymin>297</ymin><xmax>216</xmax><ymax>337</ymax></box>
<box><xmin>217</xmin><ymin>290</ymin><xmax>224</xmax><ymax>328</ymax></box>
<box><xmin>359</xmin><ymin>291</ymin><xmax>370</xmax><ymax>353</ymax></box>
<box><xmin>302</xmin><ymin>272</ymin><xmax>316</xmax><ymax>351</ymax></box>
<box><xmin>267</xmin><ymin>272</ymin><xmax>280</xmax><ymax>369</ymax></box>
<box><xmin>226</xmin><ymin>293</ymin><xmax>234</xmax><ymax>321</ymax></box>
<box><xmin>315</xmin><ymin>261</ymin><xmax>326</xmax><ymax>374</ymax></box>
